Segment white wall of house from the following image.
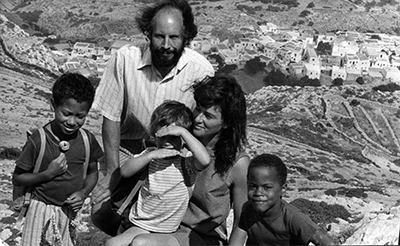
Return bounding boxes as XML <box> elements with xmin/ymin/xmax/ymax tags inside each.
<box><xmin>332</xmin><ymin>65</ymin><xmax>347</xmax><ymax>80</ymax></box>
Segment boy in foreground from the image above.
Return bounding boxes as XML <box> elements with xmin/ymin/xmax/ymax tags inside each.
<box><xmin>12</xmin><ymin>73</ymin><xmax>103</xmax><ymax>245</ymax></box>
<box><xmin>229</xmin><ymin>153</ymin><xmax>335</xmax><ymax>246</ymax></box>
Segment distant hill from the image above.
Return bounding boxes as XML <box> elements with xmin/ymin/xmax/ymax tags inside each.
<box><xmin>1</xmin><ymin>0</ymin><xmax>400</xmax><ymax>42</ymax></box>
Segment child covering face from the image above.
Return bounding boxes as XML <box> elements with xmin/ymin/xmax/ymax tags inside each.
<box><xmin>229</xmin><ymin>154</ymin><xmax>336</xmax><ymax>246</ymax></box>
<box><xmin>106</xmin><ymin>100</ymin><xmax>211</xmax><ymax>246</ymax></box>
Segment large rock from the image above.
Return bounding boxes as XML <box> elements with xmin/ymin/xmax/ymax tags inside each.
<box><xmin>344</xmin><ymin>206</ymin><xmax>400</xmax><ymax>245</ymax></box>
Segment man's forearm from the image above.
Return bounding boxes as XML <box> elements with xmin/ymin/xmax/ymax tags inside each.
<box><xmin>102</xmin><ymin>117</ymin><xmax>120</xmax><ymax>174</ymax></box>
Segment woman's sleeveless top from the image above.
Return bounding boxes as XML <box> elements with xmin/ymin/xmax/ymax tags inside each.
<box><xmin>181</xmin><ymin>150</ymin><xmax>248</xmax><ymax>241</ymax></box>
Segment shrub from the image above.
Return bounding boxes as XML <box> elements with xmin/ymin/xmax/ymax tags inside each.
<box><xmin>373</xmin><ymin>83</ymin><xmax>400</xmax><ymax>92</ymax></box>
<box><xmin>332</xmin><ymin>78</ymin><xmax>344</xmax><ymax>86</ymax></box>
<box><xmin>299</xmin><ymin>10</ymin><xmax>311</xmax><ymax>18</ymax></box>
<box><xmin>0</xmin><ymin>147</ymin><xmax>21</xmax><ymax>159</ymax></box>
<box><xmin>306</xmin><ymin>2</ymin><xmax>315</xmax><ymax>8</ymax></box>
<box><xmin>316</xmin><ymin>42</ymin><xmax>332</xmax><ymax>55</ymax></box>
<box><xmin>290</xmin><ymin>198</ymin><xmax>351</xmax><ymax>226</ymax></box>
<box><xmin>356</xmin><ymin>76</ymin><xmax>364</xmax><ymax>85</ymax></box>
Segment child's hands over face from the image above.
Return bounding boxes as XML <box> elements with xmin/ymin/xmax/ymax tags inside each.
<box><xmin>64</xmin><ymin>191</ymin><xmax>86</xmax><ymax>213</ymax></box>
<box><xmin>46</xmin><ymin>153</ymin><xmax>68</xmax><ymax>178</ymax></box>
<box><xmin>155</xmin><ymin>124</ymin><xmax>184</xmax><ymax>138</ymax></box>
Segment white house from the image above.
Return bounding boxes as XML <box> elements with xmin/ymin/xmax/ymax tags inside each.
<box><xmin>303</xmin><ymin>47</ymin><xmax>320</xmax><ymax>67</ymax></box>
<box><xmin>331</xmin><ymin>37</ymin><xmax>359</xmax><ymax>57</ymax></box>
<box><xmin>258</xmin><ymin>22</ymin><xmax>278</xmax><ymax>35</ymax></box>
<box><xmin>332</xmin><ymin>65</ymin><xmax>347</xmax><ymax>80</ymax></box>
<box><xmin>72</xmin><ymin>42</ymin><xmax>96</xmax><ymax>57</ymax></box>
<box><xmin>191</xmin><ymin>37</ymin><xmax>203</xmax><ymax>50</ymax></box>
<box><xmin>263</xmin><ymin>43</ymin><xmax>279</xmax><ymax>60</ymax></box>
<box><xmin>343</xmin><ymin>53</ymin><xmax>361</xmax><ymax>71</ymax></box>
<box><xmin>316</xmin><ymin>32</ymin><xmax>336</xmax><ymax>45</ymax></box>
<box><xmin>382</xmin><ymin>67</ymin><xmax>400</xmax><ymax>83</ymax></box>
<box><xmin>220</xmin><ymin>49</ymin><xmax>239</xmax><ymax>65</ymax></box>
<box><xmin>358</xmin><ymin>53</ymin><xmax>370</xmax><ymax>72</ymax></box>
<box><xmin>288</xmin><ymin>62</ymin><xmax>305</xmax><ymax>79</ymax></box>
<box><xmin>304</xmin><ymin>63</ymin><xmax>320</xmax><ymax>79</ymax></box>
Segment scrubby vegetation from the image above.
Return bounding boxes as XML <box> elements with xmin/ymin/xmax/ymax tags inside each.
<box><xmin>263</xmin><ymin>70</ymin><xmax>321</xmax><ymax>87</ymax></box>
<box><xmin>290</xmin><ymin>198</ymin><xmax>351</xmax><ymax>227</ymax></box>
<box><xmin>325</xmin><ymin>187</ymin><xmax>368</xmax><ymax>198</ymax></box>
<box><xmin>0</xmin><ymin>147</ymin><xmax>21</xmax><ymax>160</ymax></box>
<box><xmin>373</xmin><ymin>83</ymin><xmax>400</xmax><ymax>92</ymax></box>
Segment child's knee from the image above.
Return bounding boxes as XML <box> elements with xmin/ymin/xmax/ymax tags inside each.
<box><xmin>105</xmin><ymin>237</ymin><xmax>116</xmax><ymax>246</ymax></box>
<box><xmin>131</xmin><ymin>234</ymin><xmax>150</xmax><ymax>246</ymax></box>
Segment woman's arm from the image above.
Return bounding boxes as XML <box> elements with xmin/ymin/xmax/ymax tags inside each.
<box><xmin>228</xmin><ymin>227</ymin><xmax>248</xmax><ymax>246</ymax></box>
<box><xmin>229</xmin><ymin>155</ymin><xmax>250</xmax><ymax>230</ymax></box>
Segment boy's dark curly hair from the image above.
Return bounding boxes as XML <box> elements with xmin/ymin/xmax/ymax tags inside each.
<box><xmin>193</xmin><ymin>75</ymin><xmax>247</xmax><ymax>174</ymax></box>
<box><xmin>249</xmin><ymin>154</ymin><xmax>287</xmax><ymax>186</ymax></box>
<box><xmin>135</xmin><ymin>0</ymin><xmax>197</xmax><ymax>47</ymax></box>
<box><xmin>52</xmin><ymin>73</ymin><xmax>95</xmax><ymax>108</ymax></box>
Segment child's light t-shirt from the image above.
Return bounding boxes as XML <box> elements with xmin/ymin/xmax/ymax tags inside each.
<box><xmin>238</xmin><ymin>199</ymin><xmax>320</xmax><ymax>246</ymax></box>
<box><xmin>128</xmin><ymin>149</ymin><xmax>197</xmax><ymax>233</ymax></box>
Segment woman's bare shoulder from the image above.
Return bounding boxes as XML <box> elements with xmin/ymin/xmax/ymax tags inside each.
<box><xmin>227</xmin><ymin>151</ymin><xmax>250</xmax><ymax>184</ymax></box>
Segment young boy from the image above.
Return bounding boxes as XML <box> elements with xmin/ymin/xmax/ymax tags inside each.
<box><xmin>12</xmin><ymin>73</ymin><xmax>103</xmax><ymax>246</ymax></box>
<box><xmin>106</xmin><ymin>100</ymin><xmax>211</xmax><ymax>246</ymax></box>
<box><xmin>229</xmin><ymin>154</ymin><xmax>335</xmax><ymax>246</ymax></box>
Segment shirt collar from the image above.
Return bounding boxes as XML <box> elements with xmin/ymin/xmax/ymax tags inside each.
<box><xmin>137</xmin><ymin>43</ymin><xmax>188</xmax><ymax>74</ymax></box>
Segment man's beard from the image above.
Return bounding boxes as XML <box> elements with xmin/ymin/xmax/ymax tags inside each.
<box><xmin>151</xmin><ymin>44</ymin><xmax>184</xmax><ymax>69</ymax></box>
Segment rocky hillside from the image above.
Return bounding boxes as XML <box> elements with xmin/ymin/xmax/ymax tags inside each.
<box><xmin>2</xmin><ymin>0</ymin><xmax>400</xmax><ymax>42</ymax></box>
<box><xmin>1</xmin><ymin>7</ymin><xmax>400</xmax><ymax>246</ymax></box>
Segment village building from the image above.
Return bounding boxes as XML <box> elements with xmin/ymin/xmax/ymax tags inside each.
<box><xmin>382</xmin><ymin>67</ymin><xmax>400</xmax><ymax>83</ymax></box>
<box><xmin>332</xmin><ymin>65</ymin><xmax>347</xmax><ymax>80</ymax></box>
<box><xmin>288</xmin><ymin>62</ymin><xmax>305</xmax><ymax>79</ymax></box>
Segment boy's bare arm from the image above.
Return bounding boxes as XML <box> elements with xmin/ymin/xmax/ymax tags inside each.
<box><xmin>80</xmin><ymin>161</ymin><xmax>99</xmax><ymax>197</ymax></box>
<box><xmin>179</xmin><ymin>128</ymin><xmax>211</xmax><ymax>170</ymax></box>
<box><xmin>65</xmin><ymin>161</ymin><xmax>99</xmax><ymax>212</ymax></box>
<box><xmin>310</xmin><ymin>229</ymin><xmax>336</xmax><ymax>246</ymax></box>
<box><xmin>120</xmin><ymin>150</ymin><xmax>153</xmax><ymax>178</ymax></box>
<box><xmin>120</xmin><ymin>148</ymin><xmax>180</xmax><ymax>178</ymax></box>
<box><xmin>12</xmin><ymin>153</ymin><xmax>67</xmax><ymax>187</ymax></box>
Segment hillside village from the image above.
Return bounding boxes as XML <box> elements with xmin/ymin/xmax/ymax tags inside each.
<box><xmin>3</xmin><ymin>8</ymin><xmax>400</xmax><ymax>87</ymax></box>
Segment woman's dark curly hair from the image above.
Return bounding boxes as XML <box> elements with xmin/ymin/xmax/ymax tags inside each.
<box><xmin>135</xmin><ymin>0</ymin><xmax>197</xmax><ymax>47</ymax></box>
<box><xmin>193</xmin><ymin>75</ymin><xmax>247</xmax><ymax>174</ymax></box>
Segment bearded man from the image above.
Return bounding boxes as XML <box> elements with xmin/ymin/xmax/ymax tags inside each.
<box><xmin>90</xmin><ymin>0</ymin><xmax>214</xmax><ymax>236</ymax></box>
